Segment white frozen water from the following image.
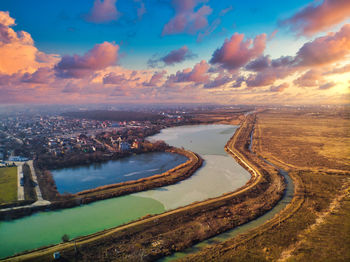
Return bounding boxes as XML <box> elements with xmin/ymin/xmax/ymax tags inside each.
<box><xmin>137</xmin><ymin>124</ymin><xmax>251</xmax><ymax>210</ymax></box>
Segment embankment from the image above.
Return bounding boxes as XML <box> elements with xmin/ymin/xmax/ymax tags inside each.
<box><xmin>0</xmin><ymin>148</ymin><xmax>202</xmax><ymax>220</ymax></box>
<box><xmin>6</xmin><ymin>115</ymin><xmax>287</xmax><ymax>261</ymax></box>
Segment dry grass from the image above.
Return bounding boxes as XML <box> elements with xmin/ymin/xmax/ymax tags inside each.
<box><xmin>254</xmin><ymin>109</ymin><xmax>350</xmax><ymax>171</ymax></box>
<box><xmin>182</xmin><ymin>108</ymin><xmax>350</xmax><ymax>262</ymax></box>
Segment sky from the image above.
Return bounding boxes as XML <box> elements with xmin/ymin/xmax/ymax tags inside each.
<box><xmin>0</xmin><ymin>0</ymin><xmax>349</xmax><ymax>105</ymax></box>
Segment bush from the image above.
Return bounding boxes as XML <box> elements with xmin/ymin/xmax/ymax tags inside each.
<box><xmin>61</xmin><ymin>234</ymin><xmax>69</xmax><ymax>242</ymax></box>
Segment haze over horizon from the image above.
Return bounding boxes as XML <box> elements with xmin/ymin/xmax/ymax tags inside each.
<box><xmin>0</xmin><ymin>0</ymin><xmax>349</xmax><ymax>105</ymax></box>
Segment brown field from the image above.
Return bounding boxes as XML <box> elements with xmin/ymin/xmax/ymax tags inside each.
<box><xmin>254</xmin><ymin>109</ymin><xmax>350</xmax><ymax>171</ymax></box>
<box><xmin>183</xmin><ymin>108</ymin><xmax>350</xmax><ymax>262</ymax></box>
<box><xmin>189</xmin><ymin>108</ymin><xmax>248</xmax><ymax>125</ymax></box>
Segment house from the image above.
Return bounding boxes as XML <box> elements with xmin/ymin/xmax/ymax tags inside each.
<box><xmin>131</xmin><ymin>140</ymin><xmax>141</xmax><ymax>149</ymax></box>
<box><xmin>8</xmin><ymin>156</ymin><xmax>28</xmax><ymax>162</ymax></box>
<box><xmin>119</xmin><ymin>141</ymin><xmax>130</xmax><ymax>152</ymax></box>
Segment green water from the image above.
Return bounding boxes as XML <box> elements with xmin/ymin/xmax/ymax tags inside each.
<box><xmin>0</xmin><ymin>196</ymin><xmax>164</xmax><ymax>258</ymax></box>
<box><xmin>0</xmin><ymin>124</ymin><xmax>252</xmax><ymax>259</ymax></box>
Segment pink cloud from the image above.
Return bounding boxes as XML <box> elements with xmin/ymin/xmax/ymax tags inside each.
<box><xmin>210</xmin><ymin>33</ymin><xmax>266</xmax><ymax>70</ymax></box>
<box><xmin>245</xmin><ymin>55</ymin><xmax>271</xmax><ymax>72</ymax></box>
<box><xmin>295</xmin><ymin>24</ymin><xmax>350</xmax><ymax>66</ymax></box>
<box><xmin>293</xmin><ymin>69</ymin><xmax>323</xmax><ymax>87</ymax></box>
<box><xmin>168</xmin><ymin>60</ymin><xmax>210</xmax><ymax>83</ymax></box>
<box><xmin>270</xmin><ymin>83</ymin><xmax>289</xmax><ymax>92</ymax></box>
<box><xmin>148</xmin><ymin>46</ymin><xmax>196</xmax><ymax>67</ymax></box>
<box><xmin>85</xmin><ymin>0</ymin><xmax>120</xmax><ymax>23</ymax></box>
<box><xmin>143</xmin><ymin>70</ymin><xmax>167</xmax><ymax>87</ymax></box>
<box><xmin>162</xmin><ymin>0</ymin><xmax>212</xmax><ymax>36</ymax></box>
<box><xmin>325</xmin><ymin>64</ymin><xmax>350</xmax><ymax>75</ymax></box>
<box><xmin>55</xmin><ymin>42</ymin><xmax>119</xmax><ymax>78</ymax></box>
<box><xmin>203</xmin><ymin>73</ymin><xmax>234</xmax><ymax>89</ymax></box>
<box><xmin>246</xmin><ymin>70</ymin><xmax>277</xmax><ymax>87</ymax></box>
<box><xmin>21</xmin><ymin>67</ymin><xmax>53</xmax><ymax>84</ymax></box>
<box><xmin>102</xmin><ymin>72</ymin><xmax>127</xmax><ymax>84</ymax></box>
<box><xmin>281</xmin><ymin>0</ymin><xmax>350</xmax><ymax>36</ymax></box>
<box><xmin>319</xmin><ymin>81</ymin><xmax>336</xmax><ymax>90</ymax></box>
<box><xmin>162</xmin><ymin>46</ymin><xmax>196</xmax><ymax>65</ymax></box>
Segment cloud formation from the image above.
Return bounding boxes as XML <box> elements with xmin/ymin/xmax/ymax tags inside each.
<box><xmin>143</xmin><ymin>70</ymin><xmax>167</xmax><ymax>87</ymax></box>
<box><xmin>293</xmin><ymin>69</ymin><xmax>323</xmax><ymax>87</ymax></box>
<box><xmin>281</xmin><ymin>0</ymin><xmax>350</xmax><ymax>36</ymax></box>
<box><xmin>210</xmin><ymin>33</ymin><xmax>266</xmax><ymax>70</ymax></box>
<box><xmin>168</xmin><ymin>60</ymin><xmax>210</xmax><ymax>83</ymax></box>
<box><xmin>270</xmin><ymin>83</ymin><xmax>289</xmax><ymax>92</ymax></box>
<box><xmin>21</xmin><ymin>67</ymin><xmax>53</xmax><ymax>84</ymax></box>
<box><xmin>148</xmin><ymin>46</ymin><xmax>196</xmax><ymax>67</ymax></box>
<box><xmin>319</xmin><ymin>81</ymin><xmax>336</xmax><ymax>90</ymax></box>
<box><xmin>55</xmin><ymin>42</ymin><xmax>119</xmax><ymax>78</ymax></box>
<box><xmin>294</xmin><ymin>24</ymin><xmax>350</xmax><ymax>67</ymax></box>
<box><xmin>0</xmin><ymin>11</ymin><xmax>58</xmax><ymax>75</ymax></box>
<box><xmin>162</xmin><ymin>0</ymin><xmax>212</xmax><ymax>36</ymax></box>
<box><xmin>85</xmin><ymin>0</ymin><xmax>120</xmax><ymax>23</ymax></box>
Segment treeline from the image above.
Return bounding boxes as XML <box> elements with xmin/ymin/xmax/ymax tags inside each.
<box><xmin>36</xmin><ymin>140</ymin><xmax>169</xmax><ymax>170</ymax></box>
<box><xmin>62</xmin><ymin>110</ymin><xmax>164</xmax><ymax>121</ymax></box>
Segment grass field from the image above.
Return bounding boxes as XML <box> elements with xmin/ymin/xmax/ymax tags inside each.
<box><xmin>254</xmin><ymin>109</ymin><xmax>350</xmax><ymax>171</ymax></box>
<box><xmin>0</xmin><ymin>166</ymin><xmax>17</xmax><ymax>204</ymax></box>
<box><xmin>182</xmin><ymin>108</ymin><xmax>350</xmax><ymax>261</ymax></box>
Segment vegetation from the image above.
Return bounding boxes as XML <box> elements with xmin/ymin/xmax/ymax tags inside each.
<box><xmin>62</xmin><ymin>110</ymin><xmax>164</xmax><ymax>122</ymax></box>
<box><xmin>182</xmin><ymin>108</ymin><xmax>350</xmax><ymax>261</ymax></box>
<box><xmin>22</xmin><ymin>164</ymin><xmax>37</xmax><ymax>201</ymax></box>
<box><xmin>62</xmin><ymin>234</ymin><xmax>70</xmax><ymax>243</ymax></box>
<box><xmin>8</xmin><ymin>113</ymin><xmax>287</xmax><ymax>261</ymax></box>
<box><xmin>0</xmin><ymin>166</ymin><xmax>17</xmax><ymax>204</ymax></box>
<box><xmin>254</xmin><ymin>109</ymin><xmax>350</xmax><ymax>171</ymax></box>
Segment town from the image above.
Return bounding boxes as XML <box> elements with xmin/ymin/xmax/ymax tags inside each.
<box><xmin>0</xmin><ymin>110</ymin><xmax>194</xmax><ymax>167</ymax></box>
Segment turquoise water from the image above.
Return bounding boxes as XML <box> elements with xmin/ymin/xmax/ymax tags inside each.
<box><xmin>0</xmin><ymin>124</ymin><xmax>251</xmax><ymax>259</ymax></box>
<box><xmin>51</xmin><ymin>152</ymin><xmax>188</xmax><ymax>194</ymax></box>
<box><xmin>0</xmin><ymin>196</ymin><xmax>165</xmax><ymax>258</ymax></box>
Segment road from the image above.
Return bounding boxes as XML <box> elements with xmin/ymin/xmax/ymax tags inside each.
<box><xmin>27</xmin><ymin>160</ymin><xmax>45</xmax><ymax>202</ymax></box>
<box><xmin>0</xmin><ymin>160</ymin><xmax>51</xmax><ymax>213</ymax></box>
<box><xmin>16</xmin><ymin>163</ymin><xmax>24</xmax><ymax>201</ymax></box>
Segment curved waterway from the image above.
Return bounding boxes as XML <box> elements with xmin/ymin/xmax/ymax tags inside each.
<box><xmin>160</xmin><ymin>132</ymin><xmax>294</xmax><ymax>261</ymax></box>
<box><xmin>0</xmin><ymin>124</ymin><xmax>251</xmax><ymax>258</ymax></box>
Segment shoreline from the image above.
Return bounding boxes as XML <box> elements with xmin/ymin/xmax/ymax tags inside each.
<box><xmin>0</xmin><ymin>148</ymin><xmax>202</xmax><ymax>220</ymax></box>
<box><xmin>4</xmin><ymin>114</ymin><xmax>287</xmax><ymax>261</ymax></box>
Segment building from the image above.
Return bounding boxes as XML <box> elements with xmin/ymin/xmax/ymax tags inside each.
<box><xmin>119</xmin><ymin>141</ymin><xmax>130</xmax><ymax>152</ymax></box>
<box><xmin>8</xmin><ymin>156</ymin><xmax>28</xmax><ymax>162</ymax></box>
<box><xmin>131</xmin><ymin>140</ymin><xmax>141</xmax><ymax>149</ymax></box>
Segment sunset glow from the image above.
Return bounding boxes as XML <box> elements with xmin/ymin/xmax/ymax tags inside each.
<box><xmin>0</xmin><ymin>0</ymin><xmax>349</xmax><ymax>105</ymax></box>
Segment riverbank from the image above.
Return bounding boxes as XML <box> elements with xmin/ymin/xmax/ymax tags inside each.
<box><xmin>5</xmin><ymin>114</ymin><xmax>287</xmax><ymax>261</ymax></box>
<box><xmin>0</xmin><ymin>148</ymin><xmax>202</xmax><ymax>220</ymax></box>
<box><xmin>179</xmin><ymin>108</ymin><xmax>350</xmax><ymax>261</ymax></box>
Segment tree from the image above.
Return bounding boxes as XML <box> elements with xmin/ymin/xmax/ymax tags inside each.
<box><xmin>61</xmin><ymin>234</ymin><xmax>69</xmax><ymax>242</ymax></box>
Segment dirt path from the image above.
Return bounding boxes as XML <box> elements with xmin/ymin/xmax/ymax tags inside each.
<box><xmin>16</xmin><ymin>164</ymin><xmax>24</xmax><ymax>201</ymax></box>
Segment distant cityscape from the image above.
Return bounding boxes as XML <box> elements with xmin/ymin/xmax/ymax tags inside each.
<box><xmin>0</xmin><ymin>109</ymin><xmax>199</xmax><ymax>166</ymax></box>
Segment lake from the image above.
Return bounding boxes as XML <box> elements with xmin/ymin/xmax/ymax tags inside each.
<box><xmin>0</xmin><ymin>124</ymin><xmax>251</xmax><ymax>258</ymax></box>
<box><xmin>51</xmin><ymin>152</ymin><xmax>188</xmax><ymax>194</ymax></box>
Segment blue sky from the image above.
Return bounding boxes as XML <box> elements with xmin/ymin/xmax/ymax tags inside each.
<box><xmin>0</xmin><ymin>0</ymin><xmax>349</xmax><ymax>105</ymax></box>
<box><xmin>1</xmin><ymin>0</ymin><xmax>311</xmax><ymax>69</ymax></box>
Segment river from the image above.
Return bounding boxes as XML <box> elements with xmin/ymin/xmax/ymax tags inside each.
<box><xmin>0</xmin><ymin>124</ymin><xmax>251</xmax><ymax>259</ymax></box>
<box><xmin>160</xmin><ymin>126</ymin><xmax>294</xmax><ymax>261</ymax></box>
